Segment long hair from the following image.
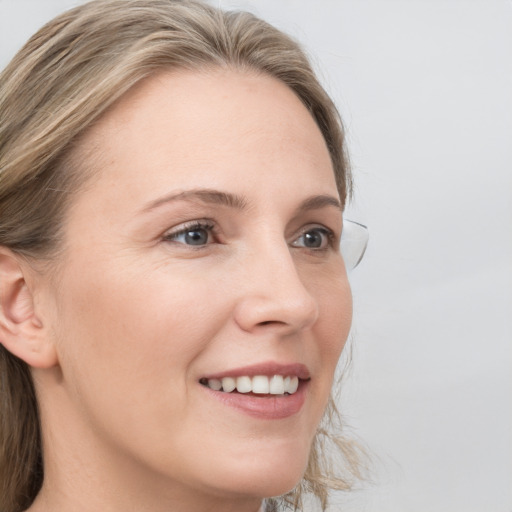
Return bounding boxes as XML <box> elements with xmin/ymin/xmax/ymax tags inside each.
<box><xmin>0</xmin><ymin>2</ymin><xmax>362</xmax><ymax>510</ymax></box>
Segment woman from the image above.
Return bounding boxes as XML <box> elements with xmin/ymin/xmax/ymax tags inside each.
<box><xmin>0</xmin><ymin>1</ymin><xmax>367</xmax><ymax>511</ymax></box>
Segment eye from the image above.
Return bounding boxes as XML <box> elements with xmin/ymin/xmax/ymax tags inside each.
<box><xmin>163</xmin><ymin>221</ymin><xmax>215</xmax><ymax>246</ymax></box>
<box><xmin>292</xmin><ymin>226</ymin><xmax>333</xmax><ymax>250</ymax></box>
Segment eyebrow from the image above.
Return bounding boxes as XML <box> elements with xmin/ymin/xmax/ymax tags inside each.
<box><xmin>142</xmin><ymin>189</ymin><xmax>249</xmax><ymax>212</ymax></box>
<box><xmin>297</xmin><ymin>194</ymin><xmax>343</xmax><ymax>213</ymax></box>
<box><xmin>141</xmin><ymin>188</ymin><xmax>342</xmax><ymax>214</ymax></box>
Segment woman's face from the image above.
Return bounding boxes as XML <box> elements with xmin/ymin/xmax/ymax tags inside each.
<box><xmin>37</xmin><ymin>69</ymin><xmax>352</xmax><ymax>507</ymax></box>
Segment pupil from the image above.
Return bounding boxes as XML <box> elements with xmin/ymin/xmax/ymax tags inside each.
<box><xmin>185</xmin><ymin>229</ymin><xmax>208</xmax><ymax>245</ymax></box>
<box><xmin>304</xmin><ymin>231</ymin><xmax>321</xmax><ymax>248</ymax></box>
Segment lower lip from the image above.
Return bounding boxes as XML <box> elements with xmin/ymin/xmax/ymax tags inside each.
<box><xmin>201</xmin><ymin>380</ymin><xmax>309</xmax><ymax>420</ymax></box>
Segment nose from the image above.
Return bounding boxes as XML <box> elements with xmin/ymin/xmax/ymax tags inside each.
<box><xmin>233</xmin><ymin>242</ymin><xmax>319</xmax><ymax>335</ymax></box>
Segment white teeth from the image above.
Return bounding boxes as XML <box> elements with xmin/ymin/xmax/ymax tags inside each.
<box><xmin>236</xmin><ymin>376</ymin><xmax>252</xmax><ymax>393</ymax></box>
<box><xmin>205</xmin><ymin>374</ymin><xmax>301</xmax><ymax>395</ymax></box>
<box><xmin>221</xmin><ymin>377</ymin><xmax>236</xmax><ymax>392</ymax></box>
<box><xmin>269</xmin><ymin>375</ymin><xmax>285</xmax><ymax>394</ymax></box>
<box><xmin>285</xmin><ymin>376</ymin><xmax>299</xmax><ymax>394</ymax></box>
<box><xmin>252</xmin><ymin>375</ymin><xmax>270</xmax><ymax>394</ymax></box>
<box><xmin>208</xmin><ymin>378</ymin><xmax>222</xmax><ymax>391</ymax></box>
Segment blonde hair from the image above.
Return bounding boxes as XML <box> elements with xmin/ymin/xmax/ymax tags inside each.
<box><xmin>0</xmin><ymin>1</ymin><xmax>362</xmax><ymax>510</ymax></box>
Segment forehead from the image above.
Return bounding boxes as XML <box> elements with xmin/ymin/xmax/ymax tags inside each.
<box><xmin>75</xmin><ymin>68</ymin><xmax>337</xmax><ymax>206</ymax></box>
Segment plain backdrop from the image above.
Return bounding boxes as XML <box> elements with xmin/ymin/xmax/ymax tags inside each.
<box><xmin>1</xmin><ymin>1</ymin><xmax>511</xmax><ymax>511</ymax></box>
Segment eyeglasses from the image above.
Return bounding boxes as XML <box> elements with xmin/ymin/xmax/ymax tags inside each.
<box><xmin>340</xmin><ymin>220</ymin><xmax>369</xmax><ymax>271</ymax></box>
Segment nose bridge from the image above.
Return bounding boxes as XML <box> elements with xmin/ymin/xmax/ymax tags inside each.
<box><xmin>234</xmin><ymin>235</ymin><xmax>319</xmax><ymax>333</ymax></box>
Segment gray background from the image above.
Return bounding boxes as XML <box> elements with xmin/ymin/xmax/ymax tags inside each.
<box><xmin>1</xmin><ymin>1</ymin><xmax>511</xmax><ymax>511</ymax></box>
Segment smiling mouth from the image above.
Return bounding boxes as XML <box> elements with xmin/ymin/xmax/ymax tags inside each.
<box><xmin>199</xmin><ymin>375</ymin><xmax>304</xmax><ymax>396</ymax></box>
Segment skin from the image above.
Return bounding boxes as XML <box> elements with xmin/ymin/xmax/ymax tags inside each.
<box><xmin>17</xmin><ymin>69</ymin><xmax>352</xmax><ymax>512</ymax></box>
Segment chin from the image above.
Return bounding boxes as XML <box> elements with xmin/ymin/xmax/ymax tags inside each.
<box><xmin>208</xmin><ymin>441</ymin><xmax>311</xmax><ymax>499</ymax></box>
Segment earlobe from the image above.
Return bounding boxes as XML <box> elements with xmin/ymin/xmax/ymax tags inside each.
<box><xmin>0</xmin><ymin>248</ymin><xmax>58</xmax><ymax>369</ymax></box>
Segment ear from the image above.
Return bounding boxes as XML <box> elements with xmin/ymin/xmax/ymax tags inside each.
<box><xmin>0</xmin><ymin>247</ymin><xmax>58</xmax><ymax>368</ymax></box>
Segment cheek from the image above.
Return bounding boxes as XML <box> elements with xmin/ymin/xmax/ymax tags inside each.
<box><xmin>47</xmin><ymin>263</ymin><xmax>234</xmax><ymax>473</ymax></box>
<box><xmin>325</xmin><ymin>284</ymin><xmax>352</xmax><ymax>357</ymax></box>
<box><xmin>312</xmin><ymin>273</ymin><xmax>352</xmax><ymax>405</ymax></box>
<box><xmin>280</xmin><ymin>274</ymin><xmax>352</xmax><ymax>467</ymax></box>
<box><xmin>314</xmin><ymin>267</ymin><xmax>352</xmax><ymax>359</ymax></box>
<box><xmin>51</xmin><ymin>262</ymin><xmax>226</xmax><ymax>409</ymax></box>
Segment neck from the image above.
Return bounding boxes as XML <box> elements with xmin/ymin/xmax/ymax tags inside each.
<box><xmin>28</xmin><ymin>477</ymin><xmax>264</xmax><ymax>512</ymax></box>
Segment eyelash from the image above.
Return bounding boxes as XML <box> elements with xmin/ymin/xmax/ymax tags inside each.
<box><xmin>162</xmin><ymin>221</ymin><xmax>336</xmax><ymax>251</ymax></box>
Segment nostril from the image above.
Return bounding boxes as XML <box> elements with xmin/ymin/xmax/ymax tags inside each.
<box><xmin>256</xmin><ymin>319</ymin><xmax>290</xmax><ymax>328</ymax></box>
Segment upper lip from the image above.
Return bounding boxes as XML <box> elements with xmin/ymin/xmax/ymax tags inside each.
<box><xmin>201</xmin><ymin>361</ymin><xmax>311</xmax><ymax>381</ymax></box>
